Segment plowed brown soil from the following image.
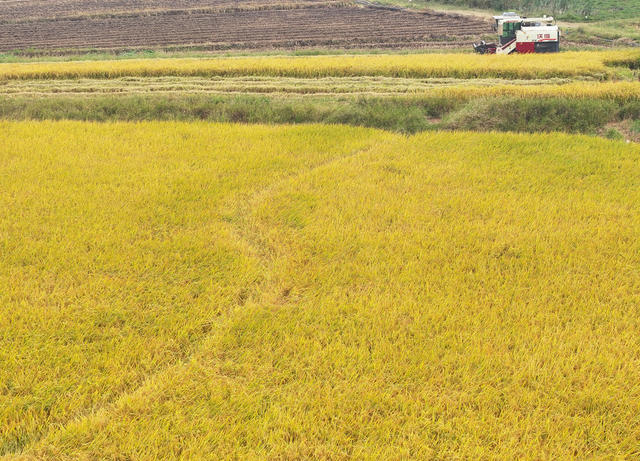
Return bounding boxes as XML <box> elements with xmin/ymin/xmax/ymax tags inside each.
<box><xmin>0</xmin><ymin>1</ymin><xmax>491</xmax><ymax>52</ymax></box>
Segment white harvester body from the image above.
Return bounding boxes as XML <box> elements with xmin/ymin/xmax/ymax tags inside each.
<box><xmin>474</xmin><ymin>12</ymin><xmax>560</xmax><ymax>54</ymax></box>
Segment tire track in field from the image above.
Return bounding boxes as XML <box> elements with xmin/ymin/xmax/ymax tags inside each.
<box><xmin>8</xmin><ymin>130</ymin><xmax>389</xmax><ymax>458</ymax></box>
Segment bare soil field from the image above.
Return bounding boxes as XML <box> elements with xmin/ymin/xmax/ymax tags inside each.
<box><xmin>0</xmin><ymin>1</ymin><xmax>491</xmax><ymax>52</ymax></box>
<box><xmin>0</xmin><ymin>0</ymin><xmax>338</xmax><ymax>20</ymax></box>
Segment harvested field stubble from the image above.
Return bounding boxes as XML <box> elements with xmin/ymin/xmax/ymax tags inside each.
<box><xmin>0</xmin><ymin>77</ymin><xmax>638</xmax><ymax>102</ymax></box>
<box><xmin>1</xmin><ymin>122</ymin><xmax>640</xmax><ymax>459</ymax></box>
<box><xmin>0</xmin><ymin>76</ymin><xmax>573</xmax><ymax>96</ymax></box>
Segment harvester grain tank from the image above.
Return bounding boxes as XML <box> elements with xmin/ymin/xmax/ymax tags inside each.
<box><xmin>473</xmin><ymin>12</ymin><xmax>560</xmax><ymax>54</ymax></box>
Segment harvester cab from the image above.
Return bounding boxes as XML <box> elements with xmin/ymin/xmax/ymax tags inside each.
<box><xmin>474</xmin><ymin>12</ymin><xmax>560</xmax><ymax>54</ymax></box>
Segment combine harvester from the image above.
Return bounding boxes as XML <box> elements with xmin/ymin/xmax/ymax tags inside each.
<box><xmin>474</xmin><ymin>12</ymin><xmax>560</xmax><ymax>54</ymax></box>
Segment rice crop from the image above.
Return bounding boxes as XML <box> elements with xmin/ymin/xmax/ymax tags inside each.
<box><xmin>0</xmin><ymin>50</ymin><xmax>637</xmax><ymax>80</ymax></box>
<box><xmin>432</xmin><ymin>80</ymin><xmax>640</xmax><ymax>103</ymax></box>
<box><xmin>2</xmin><ymin>121</ymin><xmax>640</xmax><ymax>460</ymax></box>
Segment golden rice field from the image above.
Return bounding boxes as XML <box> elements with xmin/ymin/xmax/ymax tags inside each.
<box><xmin>433</xmin><ymin>80</ymin><xmax>640</xmax><ymax>103</ymax></box>
<box><xmin>0</xmin><ymin>49</ymin><xmax>638</xmax><ymax>80</ymax></box>
<box><xmin>2</xmin><ymin>121</ymin><xmax>640</xmax><ymax>459</ymax></box>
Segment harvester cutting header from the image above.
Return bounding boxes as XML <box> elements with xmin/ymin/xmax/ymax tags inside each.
<box><xmin>474</xmin><ymin>12</ymin><xmax>560</xmax><ymax>54</ymax></box>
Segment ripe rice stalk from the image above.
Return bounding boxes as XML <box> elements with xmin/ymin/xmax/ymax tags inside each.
<box><xmin>1</xmin><ymin>121</ymin><xmax>639</xmax><ymax>459</ymax></box>
<box><xmin>0</xmin><ymin>50</ymin><xmax>637</xmax><ymax>80</ymax></box>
